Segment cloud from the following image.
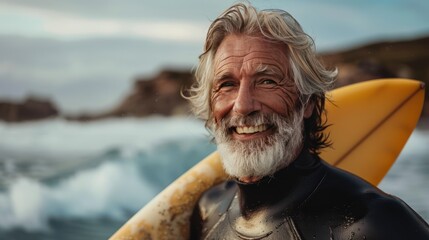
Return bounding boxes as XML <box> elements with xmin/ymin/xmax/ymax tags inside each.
<box><xmin>43</xmin><ymin>18</ymin><xmax>207</xmax><ymax>42</ymax></box>
<box><xmin>0</xmin><ymin>3</ymin><xmax>208</xmax><ymax>42</ymax></box>
<box><xmin>0</xmin><ymin>0</ymin><xmax>234</xmax><ymax>21</ymax></box>
<box><xmin>2</xmin><ymin>0</ymin><xmax>429</xmax><ymax>46</ymax></box>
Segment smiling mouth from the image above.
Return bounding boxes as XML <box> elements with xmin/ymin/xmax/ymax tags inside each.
<box><xmin>235</xmin><ymin>124</ymin><xmax>270</xmax><ymax>134</ymax></box>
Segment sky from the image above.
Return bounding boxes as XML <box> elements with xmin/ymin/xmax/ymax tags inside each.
<box><xmin>1</xmin><ymin>0</ymin><xmax>429</xmax><ymax>114</ymax></box>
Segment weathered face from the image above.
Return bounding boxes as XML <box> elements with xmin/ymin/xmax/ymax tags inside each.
<box><xmin>212</xmin><ymin>34</ymin><xmax>299</xmax><ymax>133</ymax></box>
<box><xmin>210</xmin><ymin>34</ymin><xmax>310</xmax><ymax>180</ymax></box>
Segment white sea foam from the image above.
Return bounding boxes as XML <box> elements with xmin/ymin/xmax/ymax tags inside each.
<box><xmin>0</xmin><ymin>178</ymin><xmax>48</xmax><ymax>231</ymax></box>
<box><xmin>0</xmin><ymin>116</ymin><xmax>208</xmax><ymax>161</ymax></box>
<box><xmin>0</xmin><ymin>147</ymin><xmax>209</xmax><ymax>231</ymax></box>
<box><xmin>0</xmin><ymin>116</ymin><xmax>212</xmax><ymax>231</ymax></box>
<box><xmin>0</xmin><ymin>159</ymin><xmax>159</xmax><ymax>231</ymax></box>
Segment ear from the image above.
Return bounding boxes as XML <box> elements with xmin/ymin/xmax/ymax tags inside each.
<box><xmin>303</xmin><ymin>101</ymin><xmax>314</xmax><ymax>119</ymax></box>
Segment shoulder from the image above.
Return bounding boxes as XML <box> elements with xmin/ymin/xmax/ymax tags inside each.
<box><xmin>360</xmin><ymin>195</ymin><xmax>429</xmax><ymax>239</ymax></box>
<box><xmin>196</xmin><ymin>180</ymin><xmax>237</xmax><ymax>220</ymax></box>
<box><xmin>307</xmin><ymin>161</ymin><xmax>429</xmax><ymax>239</ymax></box>
<box><xmin>189</xmin><ymin>180</ymin><xmax>237</xmax><ymax>239</ymax></box>
<box><xmin>307</xmin><ymin>160</ymin><xmax>385</xmax><ymax>207</ymax></box>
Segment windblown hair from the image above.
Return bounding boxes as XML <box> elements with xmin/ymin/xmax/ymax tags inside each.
<box><xmin>186</xmin><ymin>3</ymin><xmax>337</xmax><ymax>154</ymax></box>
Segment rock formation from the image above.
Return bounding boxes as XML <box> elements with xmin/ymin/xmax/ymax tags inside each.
<box><xmin>0</xmin><ymin>97</ymin><xmax>59</xmax><ymax>122</ymax></box>
<box><xmin>109</xmin><ymin>69</ymin><xmax>194</xmax><ymax>117</ymax></box>
<box><xmin>65</xmin><ymin>69</ymin><xmax>194</xmax><ymax>121</ymax></box>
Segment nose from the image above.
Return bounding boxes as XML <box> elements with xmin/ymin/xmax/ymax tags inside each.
<box><xmin>232</xmin><ymin>82</ymin><xmax>261</xmax><ymax>116</ymax></box>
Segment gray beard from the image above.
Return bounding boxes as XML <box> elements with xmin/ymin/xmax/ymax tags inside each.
<box><xmin>212</xmin><ymin>109</ymin><xmax>304</xmax><ymax>179</ymax></box>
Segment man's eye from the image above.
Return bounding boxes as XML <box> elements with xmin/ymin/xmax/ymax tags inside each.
<box><xmin>260</xmin><ymin>79</ymin><xmax>277</xmax><ymax>85</ymax></box>
<box><xmin>219</xmin><ymin>81</ymin><xmax>235</xmax><ymax>88</ymax></box>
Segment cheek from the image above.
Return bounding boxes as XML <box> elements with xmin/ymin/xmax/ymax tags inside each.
<box><xmin>258</xmin><ymin>91</ymin><xmax>298</xmax><ymax>117</ymax></box>
<box><xmin>211</xmin><ymin>93</ymin><xmax>234</xmax><ymax>123</ymax></box>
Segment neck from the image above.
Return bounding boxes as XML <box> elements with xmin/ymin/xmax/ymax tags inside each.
<box><xmin>237</xmin><ymin>176</ymin><xmax>262</xmax><ymax>183</ymax></box>
<box><xmin>234</xmin><ymin>149</ymin><xmax>320</xmax><ymax>217</ymax></box>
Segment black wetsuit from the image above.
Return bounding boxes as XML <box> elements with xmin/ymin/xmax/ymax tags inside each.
<box><xmin>190</xmin><ymin>150</ymin><xmax>429</xmax><ymax>239</ymax></box>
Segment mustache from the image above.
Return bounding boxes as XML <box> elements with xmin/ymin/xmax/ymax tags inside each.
<box><xmin>222</xmin><ymin>113</ymin><xmax>275</xmax><ymax>128</ymax></box>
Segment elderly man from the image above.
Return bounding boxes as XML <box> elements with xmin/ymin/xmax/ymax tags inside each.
<box><xmin>187</xmin><ymin>3</ymin><xmax>429</xmax><ymax>240</ymax></box>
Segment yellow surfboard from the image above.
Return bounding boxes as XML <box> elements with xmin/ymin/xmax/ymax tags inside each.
<box><xmin>110</xmin><ymin>79</ymin><xmax>425</xmax><ymax>240</ymax></box>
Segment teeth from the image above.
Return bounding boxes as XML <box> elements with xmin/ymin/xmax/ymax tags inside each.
<box><xmin>236</xmin><ymin>124</ymin><xmax>268</xmax><ymax>134</ymax></box>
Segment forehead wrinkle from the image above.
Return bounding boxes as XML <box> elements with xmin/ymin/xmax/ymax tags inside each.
<box><xmin>216</xmin><ymin>56</ymin><xmax>244</xmax><ymax>68</ymax></box>
<box><xmin>214</xmin><ymin>60</ymin><xmax>242</xmax><ymax>77</ymax></box>
<box><xmin>214</xmin><ymin>42</ymin><xmax>289</xmax><ymax>80</ymax></box>
<box><xmin>242</xmin><ymin>54</ymin><xmax>287</xmax><ymax>67</ymax></box>
<box><xmin>214</xmin><ymin>53</ymin><xmax>243</xmax><ymax>74</ymax></box>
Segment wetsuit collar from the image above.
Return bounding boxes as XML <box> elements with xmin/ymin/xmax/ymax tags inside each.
<box><xmin>234</xmin><ymin>149</ymin><xmax>321</xmax><ymax>217</ymax></box>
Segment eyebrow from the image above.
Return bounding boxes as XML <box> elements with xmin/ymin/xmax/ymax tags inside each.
<box><xmin>254</xmin><ymin>64</ymin><xmax>285</xmax><ymax>78</ymax></box>
<box><xmin>213</xmin><ymin>72</ymin><xmax>234</xmax><ymax>83</ymax></box>
<box><xmin>213</xmin><ymin>64</ymin><xmax>286</xmax><ymax>83</ymax></box>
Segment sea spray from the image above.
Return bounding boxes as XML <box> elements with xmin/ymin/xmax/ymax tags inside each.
<box><xmin>0</xmin><ymin>117</ymin><xmax>214</xmax><ymax>233</ymax></box>
<box><xmin>0</xmin><ymin>178</ymin><xmax>49</xmax><ymax>231</ymax></box>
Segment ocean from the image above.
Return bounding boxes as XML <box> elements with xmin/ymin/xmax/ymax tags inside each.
<box><xmin>0</xmin><ymin>116</ymin><xmax>428</xmax><ymax>239</ymax></box>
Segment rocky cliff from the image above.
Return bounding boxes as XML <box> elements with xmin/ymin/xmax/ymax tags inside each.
<box><xmin>109</xmin><ymin>70</ymin><xmax>194</xmax><ymax>117</ymax></box>
<box><xmin>0</xmin><ymin>97</ymin><xmax>59</xmax><ymax>122</ymax></box>
<box><xmin>66</xmin><ymin>70</ymin><xmax>194</xmax><ymax>121</ymax></box>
